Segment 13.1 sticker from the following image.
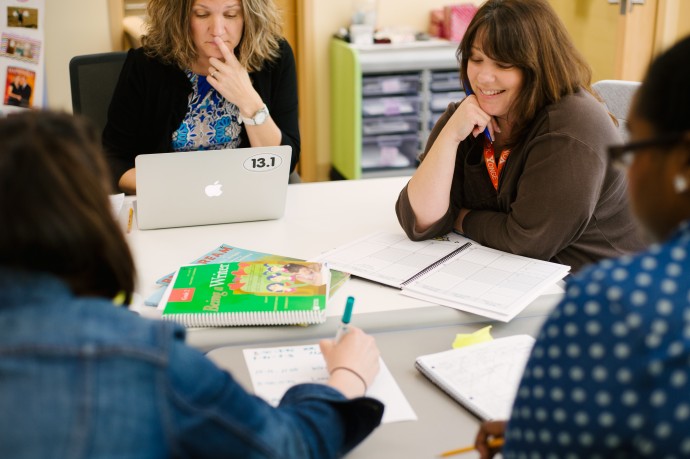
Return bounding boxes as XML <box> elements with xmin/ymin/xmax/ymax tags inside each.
<box><xmin>243</xmin><ymin>153</ymin><xmax>283</xmax><ymax>172</ymax></box>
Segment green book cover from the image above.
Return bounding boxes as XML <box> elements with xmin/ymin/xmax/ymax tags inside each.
<box><xmin>161</xmin><ymin>260</ymin><xmax>330</xmax><ymax>327</ymax></box>
<box><xmin>147</xmin><ymin>243</ymin><xmax>349</xmax><ymax>307</ymax></box>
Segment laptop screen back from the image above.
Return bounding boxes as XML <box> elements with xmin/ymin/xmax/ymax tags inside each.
<box><xmin>135</xmin><ymin>145</ymin><xmax>291</xmax><ymax>230</ymax></box>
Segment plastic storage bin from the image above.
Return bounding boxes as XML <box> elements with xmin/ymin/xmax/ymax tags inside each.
<box><xmin>362</xmin><ymin>95</ymin><xmax>421</xmax><ymax>117</ymax></box>
<box><xmin>362</xmin><ymin>115</ymin><xmax>419</xmax><ymax>136</ymax></box>
<box><xmin>361</xmin><ymin>133</ymin><xmax>420</xmax><ymax>170</ymax></box>
<box><xmin>362</xmin><ymin>73</ymin><xmax>422</xmax><ymax>96</ymax></box>
<box><xmin>430</xmin><ymin>70</ymin><xmax>462</xmax><ymax>92</ymax></box>
<box><xmin>430</xmin><ymin>91</ymin><xmax>465</xmax><ymax>112</ymax></box>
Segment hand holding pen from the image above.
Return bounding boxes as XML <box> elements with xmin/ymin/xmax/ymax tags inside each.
<box><xmin>320</xmin><ymin>297</ymin><xmax>381</xmax><ymax>398</ymax></box>
<box><xmin>334</xmin><ymin>296</ymin><xmax>355</xmax><ymax>343</ymax></box>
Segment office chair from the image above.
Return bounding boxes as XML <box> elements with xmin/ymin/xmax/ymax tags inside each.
<box><xmin>69</xmin><ymin>51</ymin><xmax>128</xmax><ymax>135</ymax></box>
<box><xmin>592</xmin><ymin>79</ymin><xmax>641</xmax><ymax>143</ymax></box>
<box><xmin>68</xmin><ymin>51</ymin><xmax>301</xmax><ymax>183</ymax></box>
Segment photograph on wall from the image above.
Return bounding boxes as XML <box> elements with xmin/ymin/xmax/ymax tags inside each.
<box><xmin>4</xmin><ymin>66</ymin><xmax>34</xmax><ymax>108</ymax></box>
<box><xmin>0</xmin><ymin>0</ymin><xmax>45</xmax><ymax>114</ymax></box>
<box><xmin>6</xmin><ymin>6</ymin><xmax>39</xmax><ymax>29</ymax></box>
<box><xmin>1</xmin><ymin>33</ymin><xmax>40</xmax><ymax>63</ymax></box>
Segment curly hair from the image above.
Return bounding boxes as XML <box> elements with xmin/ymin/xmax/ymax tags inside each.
<box><xmin>458</xmin><ymin>0</ymin><xmax>596</xmax><ymax>149</ymax></box>
<box><xmin>142</xmin><ymin>0</ymin><xmax>282</xmax><ymax>72</ymax></box>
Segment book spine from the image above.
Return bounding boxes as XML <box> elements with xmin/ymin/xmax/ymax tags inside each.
<box><xmin>401</xmin><ymin>242</ymin><xmax>472</xmax><ymax>287</ymax></box>
<box><xmin>162</xmin><ymin>310</ymin><xmax>326</xmax><ymax>327</ymax></box>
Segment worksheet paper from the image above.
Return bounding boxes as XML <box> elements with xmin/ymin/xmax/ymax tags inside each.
<box><xmin>109</xmin><ymin>193</ymin><xmax>124</xmax><ymax>217</ymax></box>
<box><xmin>243</xmin><ymin>344</ymin><xmax>417</xmax><ymax>424</ymax></box>
<box><xmin>320</xmin><ymin>231</ymin><xmax>570</xmax><ymax>322</ymax></box>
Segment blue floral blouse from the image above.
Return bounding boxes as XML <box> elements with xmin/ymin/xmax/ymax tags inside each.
<box><xmin>171</xmin><ymin>71</ymin><xmax>242</xmax><ymax>152</ymax></box>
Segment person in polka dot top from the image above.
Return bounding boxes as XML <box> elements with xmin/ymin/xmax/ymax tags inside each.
<box><xmin>475</xmin><ymin>34</ymin><xmax>690</xmax><ymax>458</ymax></box>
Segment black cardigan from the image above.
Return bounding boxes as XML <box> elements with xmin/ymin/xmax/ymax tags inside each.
<box><xmin>102</xmin><ymin>40</ymin><xmax>300</xmax><ymax>188</ymax></box>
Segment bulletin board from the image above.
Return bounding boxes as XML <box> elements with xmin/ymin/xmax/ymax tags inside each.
<box><xmin>0</xmin><ymin>0</ymin><xmax>45</xmax><ymax>114</ymax></box>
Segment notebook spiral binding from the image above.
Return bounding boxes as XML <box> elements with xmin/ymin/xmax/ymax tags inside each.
<box><xmin>163</xmin><ymin>310</ymin><xmax>326</xmax><ymax>327</ymax></box>
<box><xmin>400</xmin><ymin>242</ymin><xmax>472</xmax><ymax>287</ymax></box>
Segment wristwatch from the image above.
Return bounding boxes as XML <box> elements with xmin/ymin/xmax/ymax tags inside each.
<box><xmin>240</xmin><ymin>104</ymin><xmax>269</xmax><ymax>126</ymax></box>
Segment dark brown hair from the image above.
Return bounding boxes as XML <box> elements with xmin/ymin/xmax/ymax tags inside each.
<box><xmin>0</xmin><ymin>111</ymin><xmax>136</xmax><ymax>303</ymax></box>
<box><xmin>142</xmin><ymin>0</ymin><xmax>282</xmax><ymax>72</ymax></box>
<box><xmin>635</xmin><ymin>35</ymin><xmax>690</xmax><ymax>135</ymax></box>
<box><xmin>458</xmin><ymin>0</ymin><xmax>595</xmax><ymax>149</ymax></box>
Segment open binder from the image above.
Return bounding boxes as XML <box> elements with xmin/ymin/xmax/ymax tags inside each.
<box><xmin>320</xmin><ymin>231</ymin><xmax>570</xmax><ymax>321</ymax></box>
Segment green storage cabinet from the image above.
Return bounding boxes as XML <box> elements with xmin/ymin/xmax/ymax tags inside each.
<box><xmin>329</xmin><ymin>38</ymin><xmax>459</xmax><ymax>179</ymax></box>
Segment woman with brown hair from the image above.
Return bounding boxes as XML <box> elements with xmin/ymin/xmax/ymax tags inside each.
<box><xmin>0</xmin><ymin>111</ymin><xmax>383</xmax><ymax>457</ymax></box>
<box><xmin>396</xmin><ymin>0</ymin><xmax>644</xmax><ymax>272</ymax></box>
<box><xmin>103</xmin><ymin>0</ymin><xmax>299</xmax><ymax>194</ymax></box>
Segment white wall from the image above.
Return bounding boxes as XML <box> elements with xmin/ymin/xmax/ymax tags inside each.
<box><xmin>45</xmin><ymin>0</ymin><xmax>113</xmax><ymax>112</ymax></box>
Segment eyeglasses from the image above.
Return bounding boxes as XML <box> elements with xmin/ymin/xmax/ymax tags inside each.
<box><xmin>608</xmin><ymin>132</ymin><xmax>687</xmax><ymax>169</ymax></box>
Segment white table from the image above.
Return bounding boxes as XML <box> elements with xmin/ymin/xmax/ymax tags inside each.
<box><xmin>117</xmin><ymin>176</ymin><xmax>563</xmax><ymax>457</ymax></box>
<box><xmin>121</xmin><ymin>177</ymin><xmax>562</xmax><ymax>350</ymax></box>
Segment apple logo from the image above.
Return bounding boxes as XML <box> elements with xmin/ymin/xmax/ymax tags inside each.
<box><xmin>204</xmin><ymin>180</ymin><xmax>223</xmax><ymax>197</ymax></box>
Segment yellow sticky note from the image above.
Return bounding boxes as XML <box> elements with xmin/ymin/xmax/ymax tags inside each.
<box><xmin>452</xmin><ymin>325</ymin><xmax>494</xmax><ymax>349</ymax></box>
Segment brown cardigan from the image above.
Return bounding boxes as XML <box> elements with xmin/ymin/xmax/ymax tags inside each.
<box><xmin>396</xmin><ymin>89</ymin><xmax>645</xmax><ymax>272</ymax></box>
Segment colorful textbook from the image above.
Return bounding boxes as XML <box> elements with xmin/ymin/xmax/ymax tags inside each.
<box><xmin>160</xmin><ymin>260</ymin><xmax>330</xmax><ymax>327</ymax></box>
<box><xmin>146</xmin><ymin>244</ymin><xmax>348</xmax><ymax>307</ymax></box>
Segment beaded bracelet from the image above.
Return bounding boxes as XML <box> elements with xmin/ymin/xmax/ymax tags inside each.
<box><xmin>330</xmin><ymin>366</ymin><xmax>368</xmax><ymax>393</ymax></box>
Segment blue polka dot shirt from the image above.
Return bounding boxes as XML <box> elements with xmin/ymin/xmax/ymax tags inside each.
<box><xmin>504</xmin><ymin>220</ymin><xmax>690</xmax><ymax>459</ymax></box>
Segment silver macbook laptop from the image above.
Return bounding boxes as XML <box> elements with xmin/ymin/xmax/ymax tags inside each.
<box><xmin>135</xmin><ymin>145</ymin><xmax>291</xmax><ymax>230</ymax></box>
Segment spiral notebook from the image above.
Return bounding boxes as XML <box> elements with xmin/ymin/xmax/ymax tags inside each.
<box><xmin>415</xmin><ymin>335</ymin><xmax>535</xmax><ymax>420</ymax></box>
<box><xmin>319</xmin><ymin>231</ymin><xmax>569</xmax><ymax>322</ymax></box>
<box><xmin>159</xmin><ymin>260</ymin><xmax>330</xmax><ymax>327</ymax></box>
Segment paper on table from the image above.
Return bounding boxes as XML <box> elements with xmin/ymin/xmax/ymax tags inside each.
<box><xmin>321</xmin><ymin>231</ymin><xmax>570</xmax><ymax>322</ymax></box>
<box><xmin>243</xmin><ymin>344</ymin><xmax>417</xmax><ymax>424</ymax></box>
<box><xmin>318</xmin><ymin>231</ymin><xmax>471</xmax><ymax>288</ymax></box>
<box><xmin>415</xmin><ymin>334</ymin><xmax>536</xmax><ymax>420</ymax></box>
<box><xmin>109</xmin><ymin>193</ymin><xmax>125</xmax><ymax>217</ymax></box>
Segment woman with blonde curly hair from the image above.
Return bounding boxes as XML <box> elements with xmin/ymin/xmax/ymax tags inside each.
<box><xmin>103</xmin><ymin>0</ymin><xmax>299</xmax><ymax>194</ymax></box>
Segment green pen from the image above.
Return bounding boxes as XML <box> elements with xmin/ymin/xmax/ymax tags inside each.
<box><xmin>334</xmin><ymin>296</ymin><xmax>355</xmax><ymax>343</ymax></box>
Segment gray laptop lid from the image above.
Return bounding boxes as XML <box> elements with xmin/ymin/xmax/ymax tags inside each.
<box><xmin>135</xmin><ymin>146</ymin><xmax>291</xmax><ymax>230</ymax></box>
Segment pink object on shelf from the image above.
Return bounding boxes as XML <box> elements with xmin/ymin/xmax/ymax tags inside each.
<box><xmin>428</xmin><ymin>8</ymin><xmax>445</xmax><ymax>38</ymax></box>
<box><xmin>443</xmin><ymin>3</ymin><xmax>478</xmax><ymax>42</ymax></box>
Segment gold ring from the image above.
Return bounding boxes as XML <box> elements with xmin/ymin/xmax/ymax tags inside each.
<box><xmin>211</xmin><ymin>70</ymin><xmax>217</xmax><ymax>79</ymax></box>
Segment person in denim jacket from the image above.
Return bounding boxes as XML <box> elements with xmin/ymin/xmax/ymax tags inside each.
<box><xmin>0</xmin><ymin>111</ymin><xmax>384</xmax><ymax>458</ymax></box>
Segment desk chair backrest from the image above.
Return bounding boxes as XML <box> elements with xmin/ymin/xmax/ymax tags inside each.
<box><xmin>592</xmin><ymin>80</ymin><xmax>641</xmax><ymax>143</ymax></box>
<box><xmin>69</xmin><ymin>51</ymin><xmax>128</xmax><ymax>134</ymax></box>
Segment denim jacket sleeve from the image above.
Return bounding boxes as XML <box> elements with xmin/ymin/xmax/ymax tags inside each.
<box><xmin>163</xmin><ymin>334</ymin><xmax>384</xmax><ymax>459</ymax></box>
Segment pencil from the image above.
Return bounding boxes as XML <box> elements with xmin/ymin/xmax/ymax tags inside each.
<box><xmin>126</xmin><ymin>206</ymin><xmax>134</xmax><ymax>234</ymax></box>
<box><xmin>439</xmin><ymin>437</ymin><xmax>504</xmax><ymax>457</ymax></box>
